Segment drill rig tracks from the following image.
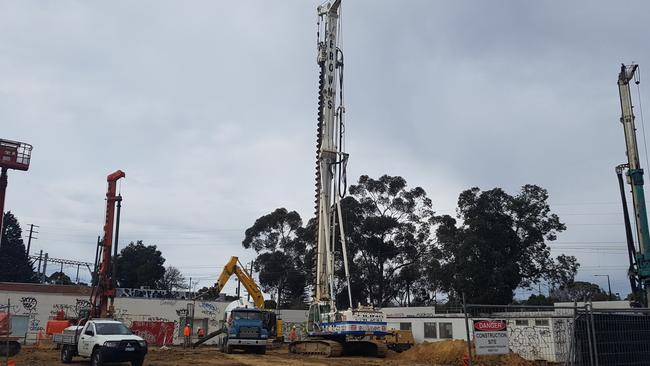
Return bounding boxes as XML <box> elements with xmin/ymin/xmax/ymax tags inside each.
<box><xmin>289</xmin><ymin>339</ymin><xmax>386</xmax><ymax>358</ymax></box>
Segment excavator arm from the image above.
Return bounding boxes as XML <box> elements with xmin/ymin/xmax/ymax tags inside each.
<box><xmin>213</xmin><ymin>256</ymin><xmax>265</xmax><ymax>309</ymax></box>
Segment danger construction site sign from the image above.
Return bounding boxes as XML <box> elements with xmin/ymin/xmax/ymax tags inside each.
<box><xmin>473</xmin><ymin>319</ymin><xmax>509</xmax><ymax>355</ymax></box>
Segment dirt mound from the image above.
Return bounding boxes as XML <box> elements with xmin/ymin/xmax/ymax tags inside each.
<box><xmin>397</xmin><ymin>340</ymin><xmax>535</xmax><ymax>366</ymax></box>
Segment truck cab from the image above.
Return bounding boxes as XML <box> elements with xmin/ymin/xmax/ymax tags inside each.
<box><xmin>223</xmin><ymin>308</ymin><xmax>268</xmax><ymax>354</ymax></box>
<box><xmin>56</xmin><ymin>319</ymin><xmax>147</xmax><ymax>366</ymax></box>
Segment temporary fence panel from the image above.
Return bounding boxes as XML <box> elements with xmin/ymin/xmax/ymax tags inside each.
<box><xmin>572</xmin><ymin>307</ymin><xmax>650</xmax><ymax>366</ymax></box>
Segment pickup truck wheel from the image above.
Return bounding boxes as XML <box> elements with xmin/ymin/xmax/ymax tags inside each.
<box><xmin>91</xmin><ymin>348</ymin><xmax>103</xmax><ymax>366</ymax></box>
<box><xmin>256</xmin><ymin>346</ymin><xmax>266</xmax><ymax>355</ymax></box>
<box><xmin>131</xmin><ymin>357</ymin><xmax>145</xmax><ymax>366</ymax></box>
<box><xmin>60</xmin><ymin>345</ymin><xmax>73</xmax><ymax>363</ymax></box>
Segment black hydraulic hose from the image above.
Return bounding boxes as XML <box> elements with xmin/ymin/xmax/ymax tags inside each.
<box><xmin>616</xmin><ymin>164</ymin><xmax>641</xmax><ymax>296</ymax></box>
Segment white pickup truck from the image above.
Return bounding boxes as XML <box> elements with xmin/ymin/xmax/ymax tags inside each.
<box><xmin>53</xmin><ymin>319</ymin><xmax>147</xmax><ymax>366</ymax></box>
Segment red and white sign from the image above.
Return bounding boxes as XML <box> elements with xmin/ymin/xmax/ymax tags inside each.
<box><xmin>473</xmin><ymin>319</ymin><xmax>508</xmax><ymax>355</ymax></box>
<box><xmin>474</xmin><ymin>320</ymin><xmax>507</xmax><ymax>332</ymax></box>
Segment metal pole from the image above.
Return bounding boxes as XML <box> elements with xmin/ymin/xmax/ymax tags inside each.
<box><xmin>247</xmin><ymin>262</ymin><xmax>253</xmax><ymax>302</ymax></box>
<box><xmin>462</xmin><ymin>293</ymin><xmax>474</xmax><ymax>366</ymax></box>
<box><xmin>607</xmin><ymin>276</ymin><xmax>612</xmax><ymax>299</ymax></box>
<box><xmin>110</xmin><ymin>195</ymin><xmax>122</xmax><ymax>311</ymax></box>
<box><xmin>93</xmin><ymin>236</ymin><xmax>101</xmax><ymax>286</ymax></box>
<box><xmin>5</xmin><ymin>298</ymin><xmax>9</xmax><ymax>364</ymax></box>
<box><xmin>588</xmin><ymin>302</ymin><xmax>599</xmax><ymax>366</ymax></box>
<box><xmin>76</xmin><ymin>264</ymin><xmax>80</xmax><ymax>284</ymax></box>
<box><xmin>595</xmin><ymin>275</ymin><xmax>613</xmax><ymax>299</ymax></box>
<box><xmin>0</xmin><ymin>168</ymin><xmax>8</xmax><ymax>249</ymax></box>
<box><xmin>26</xmin><ymin>224</ymin><xmax>37</xmax><ymax>256</ymax></box>
<box><xmin>236</xmin><ymin>276</ymin><xmax>241</xmax><ymax>298</ymax></box>
<box><xmin>42</xmin><ymin>253</ymin><xmax>48</xmax><ymax>282</ymax></box>
<box><xmin>37</xmin><ymin>250</ymin><xmax>43</xmax><ymax>279</ymax></box>
<box><xmin>336</xmin><ymin>199</ymin><xmax>353</xmax><ymax>308</ymax></box>
<box><xmin>617</xmin><ymin>164</ymin><xmax>640</xmax><ymax>297</ymax></box>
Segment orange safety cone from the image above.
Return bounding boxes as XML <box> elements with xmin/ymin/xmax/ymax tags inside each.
<box><xmin>7</xmin><ymin>359</ymin><xmax>16</xmax><ymax>366</ymax></box>
<box><xmin>463</xmin><ymin>352</ymin><xmax>469</xmax><ymax>366</ymax></box>
<box><xmin>35</xmin><ymin>330</ymin><xmax>44</xmax><ymax>349</ymax></box>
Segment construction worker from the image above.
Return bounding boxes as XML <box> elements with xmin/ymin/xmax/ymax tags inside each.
<box><xmin>289</xmin><ymin>325</ymin><xmax>298</xmax><ymax>342</ymax></box>
<box><xmin>197</xmin><ymin>326</ymin><xmax>205</xmax><ymax>338</ymax></box>
<box><xmin>183</xmin><ymin>323</ymin><xmax>191</xmax><ymax>347</ymax></box>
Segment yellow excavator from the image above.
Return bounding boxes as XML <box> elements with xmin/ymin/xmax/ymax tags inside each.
<box><xmin>193</xmin><ymin>256</ymin><xmax>283</xmax><ymax>348</ymax></box>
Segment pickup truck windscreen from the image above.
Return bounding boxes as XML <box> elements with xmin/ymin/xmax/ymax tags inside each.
<box><xmin>233</xmin><ymin>312</ymin><xmax>263</xmax><ymax>321</ymax></box>
<box><xmin>95</xmin><ymin>323</ymin><xmax>132</xmax><ymax>335</ymax></box>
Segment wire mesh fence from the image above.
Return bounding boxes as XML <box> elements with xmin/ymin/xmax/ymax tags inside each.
<box><xmin>461</xmin><ymin>303</ymin><xmax>650</xmax><ymax>366</ymax></box>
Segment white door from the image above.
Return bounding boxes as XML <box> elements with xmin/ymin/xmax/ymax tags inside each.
<box><xmin>79</xmin><ymin>323</ymin><xmax>95</xmax><ymax>356</ymax></box>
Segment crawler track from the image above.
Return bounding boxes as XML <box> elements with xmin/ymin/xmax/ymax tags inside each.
<box><xmin>289</xmin><ymin>339</ymin><xmax>343</xmax><ymax>357</ymax></box>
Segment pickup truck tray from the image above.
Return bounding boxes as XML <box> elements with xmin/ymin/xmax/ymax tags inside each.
<box><xmin>52</xmin><ymin>330</ymin><xmax>79</xmax><ymax>345</ymax></box>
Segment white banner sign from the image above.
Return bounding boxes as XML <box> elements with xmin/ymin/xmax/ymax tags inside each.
<box><xmin>473</xmin><ymin>319</ymin><xmax>508</xmax><ymax>355</ymax></box>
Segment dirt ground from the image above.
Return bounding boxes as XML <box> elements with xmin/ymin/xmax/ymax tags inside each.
<box><xmin>12</xmin><ymin>346</ymin><xmax>412</xmax><ymax>366</ymax></box>
<box><xmin>11</xmin><ymin>342</ymin><xmax>536</xmax><ymax>366</ymax></box>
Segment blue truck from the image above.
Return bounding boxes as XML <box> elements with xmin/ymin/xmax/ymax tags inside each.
<box><xmin>221</xmin><ymin>307</ymin><xmax>268</xmax><ymax>354</ymax></box>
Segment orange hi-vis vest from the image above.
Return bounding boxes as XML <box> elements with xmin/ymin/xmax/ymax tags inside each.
<box><xmin>183</xmin><ymin>325</ymin><xmax>191</xmax><ymax>337</ymax></box>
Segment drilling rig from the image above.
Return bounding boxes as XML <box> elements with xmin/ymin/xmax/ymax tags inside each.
<box><xmin>616</xmin><ymin>64</ymin><xmax>650</xmax><ymax>306</ymax></box>
<box><xmin>288</xmin><ymin>0</ymin><xmax>387</xmax><ymax>357</ymax></box>
<box><xmin>89</xmin><ymin>170</ymin><xmax>125</xmax><ymax>318</ymax></box>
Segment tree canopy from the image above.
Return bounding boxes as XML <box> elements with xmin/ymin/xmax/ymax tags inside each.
<box><xmin>116</xmin><ymin>240</ymin><xmax>166</xmax><ymax>289</ymax></box>
<box><xmin>0</xmin><ymin>212</ymin><xmax>37</xmax><ymax>283</ymax></box>
<box><xmin>243</xmin><ymin>176</ymin><xmax>578</xmax><ymax>306</ymax></box>
<box><xmin>158</xmin><ymin>266</ymin><xmax>188</xmax><ymax>291</ymax></box>
<box><xmin>48</xmin><ymin>271</ymin><xmax>73</xmax><ymax>285</ymax></box>
<box><xmin>436</xmin><ymin>185</ymin><xmax>567</xmax><ymax>304</ymax></box>
<box><xmin>340</xmin><ymin>174</ymin><xmax>436</xmax><ymax>306</ymax></box>
<box><xmin>242</xmin><ymin>208</ymin><xmax>309</xmax><ymax>309</ymax></box>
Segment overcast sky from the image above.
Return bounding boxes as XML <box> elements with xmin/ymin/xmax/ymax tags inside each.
<box><xmin>2</xmin><ymin>0</ymin><xmax>649</xmax><ymax>298</ymax></box>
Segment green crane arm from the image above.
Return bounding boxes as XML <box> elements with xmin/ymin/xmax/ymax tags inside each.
<box><xmin>618</xmin><ymin>63</ymin><xmax>650</xmax><ymax>305</ymax></box>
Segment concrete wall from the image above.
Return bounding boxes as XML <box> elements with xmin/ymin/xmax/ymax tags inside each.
<box><xmin>0</xmin><ymin>287</ymin><xmax>229</xmax><ymax>345</ymax></box>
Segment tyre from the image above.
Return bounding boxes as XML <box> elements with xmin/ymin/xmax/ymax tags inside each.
<box><xmin>60</xmin><ymin>345</ymin><xmax>73</xmax><ymax>364</ymax></box>
<box><xmin>257</xmin><ymin>346</ymin><xmax>266</xmax><ymax>355</ymax></box>
<box><xmin>131</xmin><ymin>357</ymin><xmax>145</xmax><ymax>366</ymax></box>
<box><xmin>91</xmin><ymin>348</ymin><xmax>103</xmax><ymax>366</ymax></box>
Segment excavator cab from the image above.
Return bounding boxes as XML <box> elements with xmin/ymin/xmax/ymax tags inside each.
<box><xmin>263</xmin><ymin>311</ymin><xmax>277</xmax><ymax>338</ymax></box>
<box><xmin>307</xmin><ymin>303</ymin><xmax>332</xmax><ymax>333</ymax></box>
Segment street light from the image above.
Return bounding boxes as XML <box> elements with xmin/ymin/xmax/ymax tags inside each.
<box><xmin>594</xmin><ymin>274</ymin><xmax>613</xmax><ymax>299</ymax></box>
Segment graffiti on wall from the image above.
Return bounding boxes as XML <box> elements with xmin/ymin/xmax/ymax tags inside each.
<box><xmin>507</xmin><ymin>319</ymin><xmax>572</xmax><ymax>362</ymax></box>
<box><xmin>1</xmin><ymin>293</ymin><xmax>226</xmax><ymax>345</ymax></box>
<box><xmin>198</xmin><ymin>302</ymin><xmax>221</xmax><ymax>327</ymax></box>
<box><xmin>20</xmin><ymin>297</ymin><xmax>38</xmax><ymax>312</ymax></box>
<box><xmin>131</xmin><ymin>321</ymin><xmax>175</xmax><ymax>346</ymax></box>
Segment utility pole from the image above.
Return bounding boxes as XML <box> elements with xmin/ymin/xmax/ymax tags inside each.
<box><xmin>36</xmin><ymin>250</ymin><xmax>43</xmax><ymax>279</ymax></box>
<box><xmin>247</xmin><ymin>262</ymin><xmax>253</xmax><ymax>302</ymax></box>
<box><xmin>595</xmin><ymin>274</ymin><xmax>613</xmax><ymax>299</ymax></box>
<box><xmin>25</xmin><ymin>224</ymin><xmax>38</xmax><ymax>256</ymax></box>
<box><xmin>42</xmin><ymin>253</ymin><xmax>49</xmax><ymax>283</ymax></box>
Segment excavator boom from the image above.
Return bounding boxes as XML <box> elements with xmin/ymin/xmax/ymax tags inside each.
<box><xmin>213</xmin><ymin>256</ymin><xmax>265</xmax><ymax>309</ymax></box>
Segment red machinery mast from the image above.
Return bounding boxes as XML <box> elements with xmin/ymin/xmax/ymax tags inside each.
<box><xmin>91</xmin><ymin>170</ymin><xmax>125</xmax><ymax>318</ymax></box>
